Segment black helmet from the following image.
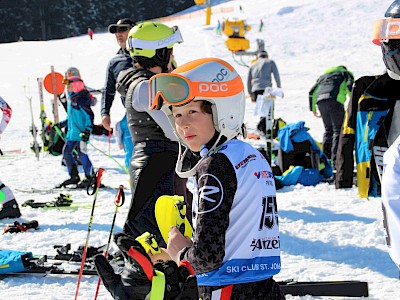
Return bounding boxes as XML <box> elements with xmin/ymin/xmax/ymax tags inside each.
<box><xmin>385</xmin><ymin>0</ymin><xmax>400</xmax><ymax>17</ymax></box>
<box><xmin>379</xmin><ymin>1</ymin><xmax>400</xmax><ymax>76</ymax></box>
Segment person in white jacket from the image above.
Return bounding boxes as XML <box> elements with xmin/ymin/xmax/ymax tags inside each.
<box><xmin>382</xmin><ymin>135</ymin><xmax>400</xmax><ymax>269</ymax></box>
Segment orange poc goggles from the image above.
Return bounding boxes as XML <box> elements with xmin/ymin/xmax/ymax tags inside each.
<box><xmin>148</xmin><ymin>73</ymin><xmax>243</xmax><ymax>110</ymax></box>
<box><xmin>372</xmin><ymin>18</ymin><xmax>400</xmax><ymax>45</ymax></box>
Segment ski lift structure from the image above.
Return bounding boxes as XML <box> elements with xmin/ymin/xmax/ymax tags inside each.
<box><xmin>194</xmin><ymin>0</ymin><xmax>212</xmax><ymax>25</ymax></box>
<box><xmin>222</xmin><ymin>19</ymin><xmax>265</xmax><ymax>67</ymax></box>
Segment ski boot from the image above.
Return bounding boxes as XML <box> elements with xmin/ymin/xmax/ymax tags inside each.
<box><xmin>0</xmin><ymin>199</ymin><xmax>22</xmax><ymax>220</ymax></box>
<box><xmin>3</xmin><ymin>220</ymin><xmax>39</xmax><ymax>234</ymax></box>
<box><xmin>77</xmin><ymin>172</ymin><xmax>105</xmax><ymax>189</ymax></box>
<box><xmin>57</xmin><ymin>166</ymin><xmax>80</xmax><ymax>188</ymax></box>
<box><xmin>76</xmin><ymin>177</ymin><xmax>91</xmax><ymax>188</ymax></box>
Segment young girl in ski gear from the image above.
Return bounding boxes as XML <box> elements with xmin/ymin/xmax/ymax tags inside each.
<box><xmin>0</xmin><ymin>96</ymin><xmax>21</xmax><ymax>219</ymax></box>
<box><xmin>150</xmin><ymin>58</ymin><xmax>285</xmax><ymax>299</ymax></box>
<box><xmin>57</xmin><ymin>74</ymin><xmax>95</xmax><ymax>188</ymax></box>
<box><xmin>121</xmin><ymin>21</ymin><xmax>188</xmax><ymax>246</ymax></box>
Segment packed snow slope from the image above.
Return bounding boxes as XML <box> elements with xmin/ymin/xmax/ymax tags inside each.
<box><xmin>1</xmin><ymin>0</ymin><xmax>399</xmax><ymax>299</ymax></box>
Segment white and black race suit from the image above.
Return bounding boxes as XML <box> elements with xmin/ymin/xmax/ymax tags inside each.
<box><xmin>181</xmin><ymin>139</ymin><xmax>282</xmax><ymax>298</ymax></box>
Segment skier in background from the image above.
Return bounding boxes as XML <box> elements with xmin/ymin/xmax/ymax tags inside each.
<box><xmin>56</xmin><ymin>72</ymin><xmax>95</xmax><ymax>188</ymax></box>
<box><xmin>247</xmin><ymin>50</ymin><xmax>282</xmax><ymax>134</ymax></box>
<box><xmin>216</xmin><ymin>20</ymin><xmax>221</xmax><ymax>36</ymax></box>
<box><xmin>335</xmin><ymin>0</ymin><xmax>400</xmax><ymax>199</ymax></box>
<box><xmin>101</xmin><ymin>18</ymin><xmax>136</xmax><ymax>171</ymax></box>
<box><xmin>259</xmin><ymin>19</ymin><xmax>264</xmax><ymax>32</ymax></box>
<box><xmin>308</xmin><ymin>66</ymin><xmax>354</xmax><ymax>165</ymax></box>
<box><xmin>0</xmin><ymin>96</ymin><xmax>12</xmax><ymax>141</ymax></box>
<box><xmin>87</xmin><ymin>28</ymin><xmax>94</xmax><ymax>40</ymax></box>
<box><xmin>0</xmin><ymin>96</ymin><xmax>21</xmax><ymax>219</ymax></box>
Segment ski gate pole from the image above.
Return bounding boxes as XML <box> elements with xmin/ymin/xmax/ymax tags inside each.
<box><xmin>74</xmin><ymin>168</ymin><xmax>104</xmax><ymax>300</ymax></box>
<box><xmin>93</xmin><ymin>185</ymin><xmax>125</xmax><ymax>300</ymax></box>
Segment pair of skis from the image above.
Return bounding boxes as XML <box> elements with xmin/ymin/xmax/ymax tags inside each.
<box><xmin>0</xmin><ymin>255</ymin><xmax>368</xmax><ymax>298</ymax></box>
<box><xmin>254</xmin><ymin>88</ymin><xmax>284</xmax><ymax>164</ymax></box>
<box><xmin>28</xmin><ymin>66</ymin><xmax>63</xmax><ymax>160</ymax></box>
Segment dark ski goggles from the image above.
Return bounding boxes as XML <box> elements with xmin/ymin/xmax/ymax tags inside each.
<box><xmin>382</xmin><ymin>39</ymin><xmax>400</xmax><ymax>75</ymax></box>
<box><xmin>109</xmin><ymin>26</ymin><xmax>130</xmax><ymax>34</ymax></box>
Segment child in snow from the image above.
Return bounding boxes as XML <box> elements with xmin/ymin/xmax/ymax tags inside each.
<box><xmin>153</xmin><ymin>57</ymin><xmax>286</xmax><ymax>299</ymax></box>
<box><xmin>94</xmin><ymin>58</ymin><xmax>286</xmax><ymax>300</ymax></box>
<box><xmin>56</xmin><ymin>73</ymin><xmax>95</xmax><ymax>188</ymax></box>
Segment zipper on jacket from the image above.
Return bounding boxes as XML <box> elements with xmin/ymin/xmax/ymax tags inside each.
<box><xmin>364</xmin><ymin>111</ymin><xmax>373</xmax><ymax>142</ymax></box>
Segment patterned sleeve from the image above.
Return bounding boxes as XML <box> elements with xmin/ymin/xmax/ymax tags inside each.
<box><xmin>182</xmin><ymin>153</ymin><xmax>237</xmax><ymax>274</ymax></box>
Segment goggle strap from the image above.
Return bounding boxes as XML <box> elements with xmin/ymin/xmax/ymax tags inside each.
<box><xmin>373</xmin><ymin>18</ymin><xmax>400</xmax><ymax>45</ymax></box>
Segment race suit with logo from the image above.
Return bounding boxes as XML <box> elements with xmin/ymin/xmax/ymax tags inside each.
<box><xmin>180</xmin><ymin>139</ymin><xmax>283</xmax><ymax>299</ymax></box>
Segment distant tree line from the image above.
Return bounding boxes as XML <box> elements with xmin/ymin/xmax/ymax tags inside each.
<box><xmin>0</xmin><ymin>0</ymin><xmax>194</xmax><ymax>43</ymax></box>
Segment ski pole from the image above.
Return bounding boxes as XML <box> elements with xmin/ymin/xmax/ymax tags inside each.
<box><xmin>93</xmin><ymin>185</ymin><xmax>125</xmax><ymax>300</ymax></box>
<box><xmin>88</xmin><ymin>140</ymin><xmax>129</xmax><ymax>174</ymax></box>
<box><xmin>74</xmin><ymin>168</ymin><xmax>104</xmax><ymax>300</ymax></box>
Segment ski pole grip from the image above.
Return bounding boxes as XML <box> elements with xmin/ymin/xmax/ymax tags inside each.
<box><xmin>115</xmin><ymin>185</ymin><xmax>125</xmax><ymax>207</ymax></box>
<box><xmin>87</xmin><ymin>168</ymin><xmax>105</xmax><ymax>196</ymax></box>
<box><xmin>96</xmin><ymin>168</ymin><xmax>105</xmax><ymax>187</ymax></box>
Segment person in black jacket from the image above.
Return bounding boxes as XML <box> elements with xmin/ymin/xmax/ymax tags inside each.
<box><xmin>101</xmin><ymin>18</ymin><xmax>135</xmax><ymax>170</ymax></box>
<box><xmin>309</xmin><ymin>66</ymin><xmax>354</xmax><ymax>163</ymax></box>
<box><xmin>335</xmin><ymin>0</ymin><xmax>400</xmax><ymax>199</ymax></box>
<box><xmin>121</xmin><ymin>22</ymin><xmax>187</xmax><ymax>247</ymax></box>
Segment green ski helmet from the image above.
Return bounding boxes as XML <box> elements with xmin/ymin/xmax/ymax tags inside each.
<box><xmin>126</xmin><ymin>22</ymin><xmax>183</xmax><ymax>72</ymax></box>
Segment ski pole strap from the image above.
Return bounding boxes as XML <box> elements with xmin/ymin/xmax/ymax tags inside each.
<box><xmin>150</xmin><ymin>270</ymin><xmax>165</xmax><ymax>300</ymax></box>
<box><xmin>127</xmin><ymin>246</ymin><xmax>155</xmax><ymax>281</ymax></box>
<box><xmin>87</xmin><ymin>168</ymin><xmax>105</xmax><ymax>196</ymax></box>
<box><xmin>115</xmin><ymin>185</ymin><xmax>125</xmax><ymax>207</ymax></box>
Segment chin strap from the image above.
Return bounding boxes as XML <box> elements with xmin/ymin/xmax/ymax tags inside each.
<box><xmin>175</xmin><ymin>133</ymin><xmax>224</xmax><ymax>178</ymax></box>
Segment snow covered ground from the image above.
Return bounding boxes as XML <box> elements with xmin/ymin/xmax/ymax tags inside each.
<box><xmin>1</xmin><ymin>0</ymin><xmax>399</xmax><ymax>299</ymax></box>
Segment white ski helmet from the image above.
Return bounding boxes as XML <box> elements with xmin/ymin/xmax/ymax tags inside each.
<box><xmin>149</xmin><ymin>57</ymin><xmax>246</xmax><ymax>177</ymax></box>
<box><xmin>150</xmin><ymin>57</ymin><xmax>245</xmax><ymax>142</ymax></box>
